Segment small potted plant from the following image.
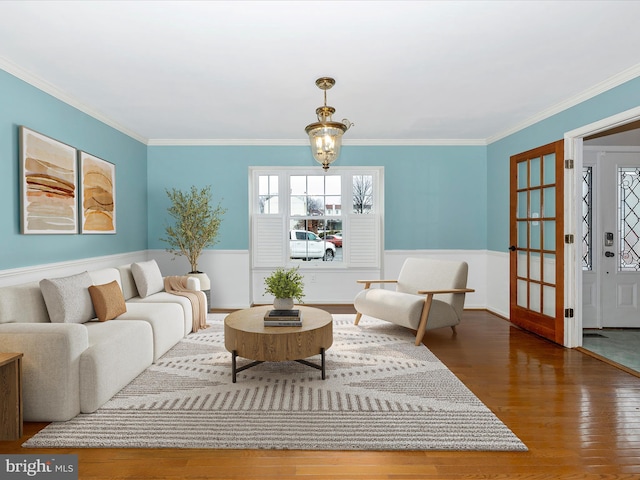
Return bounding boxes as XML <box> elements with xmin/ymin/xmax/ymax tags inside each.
<box><xmin>264</xmin><ymin>267</ymin><xmax>305</xmax><ymax>310</ymax></box>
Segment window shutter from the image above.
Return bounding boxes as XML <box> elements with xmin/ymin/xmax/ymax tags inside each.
<box><xmin>346</xmin><ymin>215</ymin><xmax>380</xmax><ymax>267</ymax></box>
<box><xmin>252</xmin><ymin>216</ymin><xmax>286</xmax><ymax>267</ymax></box>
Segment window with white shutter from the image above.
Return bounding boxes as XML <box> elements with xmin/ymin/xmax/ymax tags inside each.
<box><xmin>250</xmin><ymin>167</ymin><xmax>383</xmax><ymax>270</ymax></box>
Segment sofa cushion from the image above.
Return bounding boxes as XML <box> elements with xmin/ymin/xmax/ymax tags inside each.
<box><xmin>81</xmin><ymin>320</ymin><xmax>153</xmax><ymax>413</ymax></box>
<box><xmin>128</xmin><ymin>292</ymin><xmax>194</xmax><ymax>337</ymax></box>
<box><xmin>89</xmin><ymin>281</ymin><xmax>127</xmax><ymax>322</ymax></box>
<box><xmin>116</xmin><ymin>264</ymin><xmax>139</xmax><ymax>300</ymax></box>
<box><xmin>0</xmin><ymin>282</ymin><xmax>49</xmax><ymax>324</ymax></box>
<box><xmin>354</xmin><ymin>288</ymin><xmax>426</xmax><ymax>329</ymax></box>
<box><xmin>116</xmin><ymin>302</ymin><xmax>184</xmax><ymax>361</ymax></box>
<box><xmin>40</xmin><ymin>272</ymin><xmax>95</xmax><ymax>324</ymax></box>
<box><xmin>0</xmin><ymin>322</ymin><xmax>88</xmax><ymax>421</ymax></box>
<box><xmin>131</xmin><ymin>260</ymin><xmax>164</xmax><ymax>298</ymax></box>
<box><xmin>88</xmin><ymin>267</ymin><xmax>121</xmax><ymax>288</ymax></box>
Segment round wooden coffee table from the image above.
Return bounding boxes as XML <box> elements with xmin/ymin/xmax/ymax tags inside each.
<box><xmin>224</xmin><ymin>305</ymin><xmax>333</xmax><ymax>382</ymax></box>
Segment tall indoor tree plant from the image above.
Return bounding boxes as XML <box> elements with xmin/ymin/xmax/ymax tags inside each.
<box><xmin>161</xmin><ymin>185</ymin><xmax>226</xmax><ymax>292</ymax></box>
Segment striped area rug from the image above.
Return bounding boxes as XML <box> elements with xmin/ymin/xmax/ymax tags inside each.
<box><xmin>24</xmin><ymin>314</ymin><xmax>527</xmax><ymax>451</ymax></box>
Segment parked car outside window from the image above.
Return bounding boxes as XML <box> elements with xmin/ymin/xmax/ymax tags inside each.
<box><xmin>289</xmin><ymin>230</ymin><xmax>336</xmax><ymax>261</ymax></box>
<box><xmin>325</xmin><ymin>234</ymin><xmax>343</xmax><ymax>248</ymax></box>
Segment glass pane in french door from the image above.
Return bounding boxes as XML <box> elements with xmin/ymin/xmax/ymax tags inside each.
<box><xmin>514</xmin><ymin>155</ymin><xmax>557</xmax><ymax>315</ymax></box>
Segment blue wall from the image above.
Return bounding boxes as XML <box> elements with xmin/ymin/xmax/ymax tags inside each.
<box><xmin>147</xmin><ymin>144</ymin><xmax>487</xmax><ymax>251</ymax></box>
<box><xmin>0</xmin><ymin>69</ymin><xmax>148</xmax><ymax>269</ymax></box>
<box><xmin>487</xmin><ymin>76</ymin><xmax>640</xmax><ymax>252</ymax></box>
<box><xmin>3</xmin><ymin>63</ymin><xmax>640</xmax><ymax>271</ymax></box>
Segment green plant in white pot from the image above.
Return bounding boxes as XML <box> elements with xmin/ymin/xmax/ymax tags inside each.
<box><xmin>161</xmin><ymin>185</ymin><xmax>226</xmax><ymax>291</ymax></box>
<box><xmin>264</xmin><ymin>267</ymin><xmax>305</xmax><ymax>310</ymax></box>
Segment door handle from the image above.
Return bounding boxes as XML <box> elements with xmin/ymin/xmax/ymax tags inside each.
<box><xmin>508</xmin><ymin>245</ymin><xmax>516</xmax><ymax>252</ymax></box>
<box><xmin>605</xmin><ymin>251</ymin><xmax>615</xmax><ymax>257</ymax></box>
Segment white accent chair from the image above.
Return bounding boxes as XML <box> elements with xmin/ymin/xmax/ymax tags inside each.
<box><xmin>354</xmin><ymin>258</ymin><xmax>474</xmax><ymax>345</ymax></box>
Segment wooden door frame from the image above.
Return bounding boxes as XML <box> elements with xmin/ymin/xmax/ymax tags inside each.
<box><xmin>564</xmin><ymin>105</ymin><xmax>640</xmax><ymax>347</ymax></box>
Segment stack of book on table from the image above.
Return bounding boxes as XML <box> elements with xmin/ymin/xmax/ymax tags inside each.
<box><xmin>264</xmin><ymin>309</ymin><xmax>302</xmax><ymax>327</ymax></box>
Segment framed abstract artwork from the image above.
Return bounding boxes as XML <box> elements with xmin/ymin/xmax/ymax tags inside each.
<box><xmin>20</xmin><ymin>126</ymin><xmax>78</xmax><ymax>234</ymax></box>
<box><xmin>79</xmin><ymin>151</ymin><xmax>116</xmax><ymax>234</ymax></box>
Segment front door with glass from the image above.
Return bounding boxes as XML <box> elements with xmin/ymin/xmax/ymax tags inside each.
<box><xmin>599</xmin><ymin>153</ymin><xmax>640</xmax><ymax>328</ymax></box>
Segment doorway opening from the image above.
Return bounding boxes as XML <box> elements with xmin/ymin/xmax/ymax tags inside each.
<box><xmin>566</xmin><ymin>108</ymin><xmax>640</xmax><ymax>373</ymax></box>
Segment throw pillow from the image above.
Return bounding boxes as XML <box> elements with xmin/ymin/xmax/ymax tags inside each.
<box><xmin>40</xmin><ymin>271</ymin><xmax>96</xmax><ymax>324</ymax></box>
<box><xmin>88</xmin><ymin>280</ymin><xmax>127</xmax><ymax>322</ymax></box>
<box><xmin>131</xmin><ymin>259</ymin><xmax>164</xmax><ymax>298</ymax></box>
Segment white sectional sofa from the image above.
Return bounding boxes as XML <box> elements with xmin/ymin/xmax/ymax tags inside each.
<box><xmin>0</xmin><ymin>260</ymin><xmax>204</xmax><ymax>422</ymax></box>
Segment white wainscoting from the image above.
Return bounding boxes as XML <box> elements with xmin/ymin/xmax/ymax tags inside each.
<box><xmin>252</xmin><ymin>267</ymin><xmax>379</xmax><ymax>307</ymax></box>
<box><xmin>485</xmin><ymin>250</ymin><xmax>510</xmax><ymax>318</ymax></box>
<box><xmin>0</xmin><ymin>251</ymin><xmax>148</xmax><ymax>287</ymax></box>
<box><xmin>151</xmin><ymin>249</ymin><xmax>251</xmax><ymax>310</ymax></box>
<box><xmin>252</xmin><ymin>249</ymin><xmax>498</xmax><ymax>311</ymax></box>
<box><xmin>0</xmin><ymin>249</ymin><xmax>512</xmax><ymax>317</ymax></box>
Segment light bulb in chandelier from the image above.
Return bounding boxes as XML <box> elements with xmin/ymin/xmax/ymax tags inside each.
<box><xmin>304</xmin><ymin>77</ymin><xmax>352</xmax><ymax>171</ymax></box>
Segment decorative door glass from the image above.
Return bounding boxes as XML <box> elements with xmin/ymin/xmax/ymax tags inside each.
<box><xmin>619</xmin><ymin>167</ymin><xmax>640</xmax><ymax>271</ymax></box>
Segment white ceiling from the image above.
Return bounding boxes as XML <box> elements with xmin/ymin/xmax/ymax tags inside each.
<box><xmin>1</xmin><ymin>0</ymin><xmax>640</xmax><ymax>144</ymax></box>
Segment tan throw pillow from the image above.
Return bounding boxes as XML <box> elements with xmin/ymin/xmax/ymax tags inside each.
<box><xmin>88</xmin><ymin>281</ymin><xmax>127</xmax><ymax>322</ymax></box>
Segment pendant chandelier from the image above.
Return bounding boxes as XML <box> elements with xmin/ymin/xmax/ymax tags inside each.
<box><xmin>304</xmin><ymin>77</ymin><xmax>352</xmax><ymax>171</ymax></box>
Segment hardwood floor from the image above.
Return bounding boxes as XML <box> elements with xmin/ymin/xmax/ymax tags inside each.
<box><xmin>2</xmin><ymin>309</ymin><xmax>639</xmax><ymax>479</ymax></box>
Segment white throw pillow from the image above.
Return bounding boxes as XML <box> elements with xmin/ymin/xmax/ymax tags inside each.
<box><xmin>131</xmin><ymin>260</ymin><xmax>164</xmax><ymax>298</ymax></box>
<box><xmin>40</xmin><ymin>271</ymin><xmax>96</xmax><ymax>324</ymax></box>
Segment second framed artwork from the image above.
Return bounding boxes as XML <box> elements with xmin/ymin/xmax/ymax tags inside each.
<box><xmin>79</xmin><ymin>151</ymin><xmax>116</xmax><ymax>234</ymax></box>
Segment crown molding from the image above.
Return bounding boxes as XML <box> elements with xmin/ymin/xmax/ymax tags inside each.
<box><xmin>0</xmin><ymin>57</ymin><xmax>148</xmax><ymax>144</ymax></box>
<box><xmin>147</xmin><ymin>138</ymin><xmax>308</xmax><ymax>146</ymax></box>
<box><xmin>147</xmin><ymin>138</ymin><xmax>487</xmax><ymax>147</ymax></box>
<box><xmin>4</xmin><ymin>52</ymin><xmax>639</xmax><ymax>148</ymax></box>
<box><xmin>346</xmin><ymin>139</ymin><xmax>487</xmax><ymax>146</ymax></box>
<box><xmin>486</xmin><ymin>62</ymin><xmax>640</xmax><ymax>145</ymax></box>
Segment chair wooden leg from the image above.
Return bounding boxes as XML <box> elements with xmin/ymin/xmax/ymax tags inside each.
<box><xmin>414</xmin><ymin>294</ymin><xmax>434</xmax><ymax>346</ymax></box>
<box><xmin>354</xmin><ymin>282</ymin><xmax>373</xmax><ymax>326</ymax></box>
<box><xmin>451</xmin><ymin>325</ymin><xmax>457</xmax><ymax>334</ymax></box>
